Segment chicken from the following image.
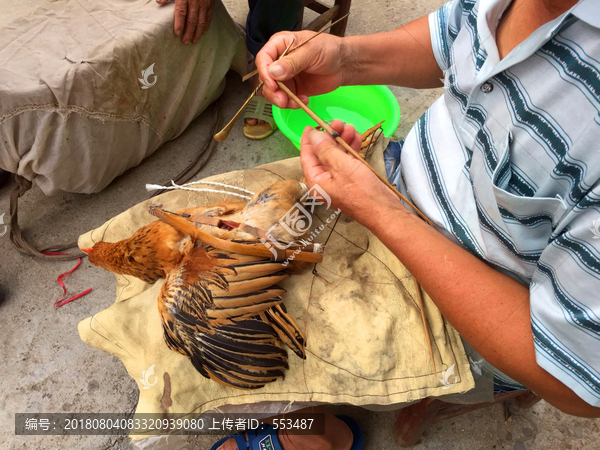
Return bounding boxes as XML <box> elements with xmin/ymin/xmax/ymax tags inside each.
<box><xmin>83</xmin><ymin>201</ymin><xmax>247</xmax><ymax>283</ymax></box>
<box><xmin>83</xmin><ymin>179</ymin><xmax>317</xmax><ymax>282</ymax></box>
<box><xmin>86</xmin><ymin>180</ymin><xmax>324</xmax><ymax>389</ymax></box>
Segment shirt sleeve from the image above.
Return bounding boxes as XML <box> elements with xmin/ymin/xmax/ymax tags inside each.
<box><xmin>428</xmin><ymin>0</ymin><xmax>465</xmax><ymax>72</ymax></box>
<box><xmin>530</xmin><ymin>205</ymin><xmax>600</xmax><ymax>407</ymax></box>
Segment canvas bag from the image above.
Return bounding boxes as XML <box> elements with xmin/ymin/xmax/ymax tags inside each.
<box><xmin>77</xmin><ymin>145</ymin><xmax>475</xmax><ymax>436</ymax></box>
<box><xmin>0</xmin><ymin>0</ymin><xmax>246</xmax><ymax>194</ymax></box>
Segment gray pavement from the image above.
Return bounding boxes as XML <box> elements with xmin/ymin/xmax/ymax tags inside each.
<box><xmin>1</xmin><ymin>0</ymin><xmax>598</xmax><ymax>449</ymax></box>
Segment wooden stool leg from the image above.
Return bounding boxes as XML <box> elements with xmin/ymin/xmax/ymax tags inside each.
<box><xmin>331</xmin><ymin>0</ymin><xmax>351</xmax><ymax>36</ymax></box>
<box><xmin>514</xmin><ymin>391</ymin><xmax>541</xmax><ymax>409</ymax></box>
<box><xmin>395</xmin><ymin>398</ymin><xmax>442</xmax><ymax>447</ymax></box>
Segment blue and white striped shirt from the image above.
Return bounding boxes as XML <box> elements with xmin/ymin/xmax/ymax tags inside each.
<box><xmin>385</xmin><ymin>0</ymin><xmax>600</xmax><ymax>406</ymax></box>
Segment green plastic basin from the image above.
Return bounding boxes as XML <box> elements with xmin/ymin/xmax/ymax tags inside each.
<box><xmin>273</xmin><ymin>85</ymin><xmax>401</xmax><ymax>150</ymax></box>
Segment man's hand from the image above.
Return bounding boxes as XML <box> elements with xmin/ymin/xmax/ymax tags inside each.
<box><xmin>301</xmin><ymin>120</ymin><xmax>404</xmax><ymax>227</ymax></box>
<box><xmin>257</xmin><ymin>31</ymin><xmax>346</xmax><ymax>109</ymax></box>
<box><xmin>157</xmin><ymin>0</ymin><xmax>214</xmax><ymax>45</ymax></box>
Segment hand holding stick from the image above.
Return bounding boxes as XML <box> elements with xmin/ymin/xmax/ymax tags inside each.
<box><xmin>214</xmin><ymin>13</ymin><xmax>350</xmax><ymax>141</ymax></box>
<box><xmin>275</xmin><ymin>80</ymin><xmax>433</xmax><ymax>226</ymax></box>
<box><xmin>241</xmin><ymin>13</ymin><xmax>351</xmax><ymax>83</ymax></box>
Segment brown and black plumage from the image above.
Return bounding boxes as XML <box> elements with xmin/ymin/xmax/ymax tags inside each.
<box><xmin>86</xmin><ymin>180</ymin><xmax>319</xmax><ymax>389</ymax></box>
<box><xmin>158</xmin><ymin>245</ymin><xmax>306</xmax><ymax>389</ymax></box>
<box><xmin>83</xmin><ymin>201</ymin><xmax>247</xmax><ymax>283</ymax></box>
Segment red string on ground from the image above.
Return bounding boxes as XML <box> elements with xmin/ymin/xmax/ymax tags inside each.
<box><xmin>42</xmin><ymin>251</ymin><xmax>93</xmax><ymax>307</ymax></box>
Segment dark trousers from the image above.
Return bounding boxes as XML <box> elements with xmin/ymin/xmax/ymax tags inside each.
<box><xmin>246</xmin><ymin>0</ymin><xmax>304</xmax><ymax>56</ymax></box>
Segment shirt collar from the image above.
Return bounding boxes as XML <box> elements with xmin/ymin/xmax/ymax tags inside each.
<box><xmin>571</xmin><ymin>0</ymin><xmax>600</xmax><ymax>29</ymax></box>
<box><xmin>475</xmin><ymin>0</ymin><xmax>595</xmax><ymax>81</ymax></box>
<box><xmin>476</xmin><ymin>0</ymin><xmax>510</xmax><ymax>68</ymax></box>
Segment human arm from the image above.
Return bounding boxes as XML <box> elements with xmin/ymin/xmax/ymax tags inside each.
<box><xmin>256</xmin><ymin>15</ymin><xmax>443</xmax><ymax>109</ymax></box>
<box><xmin>301</xmin><ymin>122</ymin><xmax>600</xmax><ymax>418</ymax></box>
<box><xmin>157</xmin><ymin>0</ymin><xmax>214</xmax><ymax>44</ymax></box>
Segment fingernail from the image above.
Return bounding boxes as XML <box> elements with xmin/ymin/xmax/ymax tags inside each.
<box><xmin>268</xmin><ymin>64</ymin><xmax>285</xmax><ymax>78</ymax></box>
<box><xmin>309</xmin><ymin>129</ymin><xmax>327</xmax><ymax>147</ymax></box>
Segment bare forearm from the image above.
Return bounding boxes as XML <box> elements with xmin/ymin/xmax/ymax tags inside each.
<box><xmin>340</xmin><ymin>16</ymin><xmax>443</xmax><ymax>89</ymax></box>
<box><xmin>365</xmin><ymin>206</ymin><xmax>600</xmax><ymax>417</ymax></box>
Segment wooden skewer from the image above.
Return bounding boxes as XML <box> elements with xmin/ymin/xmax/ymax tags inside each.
<box><xmin>360</xmin><ymin>121</ymin><xmax>384</xmax><ymax>150</ymax></box>
<box><xmin>241</xmin><ymin>12</ymin><xmax>351</xmax><ymax>83</ymax></box>
<box><xmin>361</xmin><ymin>120</ymin><xmax>385</xmax><ymax>140</ymax></box>
<box><xmin>275</xmin><ymin>80</ymin><xmax>434</xmax><ymax>226</ymax></box>
<box><xmin>151</xmin><ymin>206</ymin><xmax>324</xmax><ymax>263</ymax></box>
<box><xmin>214</xmin><ymin>82</ymin><xmax>263</xmax><ymax>142</ymax></box>
<box><xmin>413</xmin><ymin>277</ymin><xmax>437</xmax><ymax>374</ymax></box>
<box><xmin>214</xmin><ymin>39</ymin><xmax>296</xmax><ymax>142</ymax></box>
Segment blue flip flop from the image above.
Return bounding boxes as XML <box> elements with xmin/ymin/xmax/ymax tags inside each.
<box><xmin>209</xmin><ymin>415</ymin><xmax>363</xmax><ymax>450</ymax></box>
<box><xmin>337</xmin><ymin>415</ymin><xmax>364</xmax><ymax>450</ymax></box>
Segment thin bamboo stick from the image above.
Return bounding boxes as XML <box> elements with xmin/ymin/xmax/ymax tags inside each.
<box><xmin>213</xmin><ymin>83</ymin><xmax>263</xmax><ymax>142</ymax></box>
<box><xmin>151</xmin><ymin>206</ymin><xmax>324</xmax><ymax>263</ymax></box>
<box><xmin>413</xmin><ymin>277</ymin><xmax>437</xmax><ymax>374</ymax></box>
<box><xmin>361</xmin><ymin>120</ymin><xmax>385</xmax><ymax>140</ymax></box>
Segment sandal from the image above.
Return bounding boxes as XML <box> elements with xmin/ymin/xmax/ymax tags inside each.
<box><xmin>209</xmin><ymin>415</ymin><xmax>363</xmax><ymax>450</ymax></box>
<box><xmin>243</xmin><ymin>96</ymin><xmax>277</xmax><ymax>140</ymax></box>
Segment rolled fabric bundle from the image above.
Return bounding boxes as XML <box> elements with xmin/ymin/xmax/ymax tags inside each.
<box><xmin>0</xmin><ymin>0</ymin><xmax>246</xmax><ymax>194</ymax></box>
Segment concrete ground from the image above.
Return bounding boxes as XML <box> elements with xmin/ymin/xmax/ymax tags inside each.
<box><xmin>1</xmin><ymin>0</ymin><xmax>599</xmax><ymax>449</ymax></box>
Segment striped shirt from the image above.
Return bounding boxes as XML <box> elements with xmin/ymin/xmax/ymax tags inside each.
<box><xmin>385</xmin><ymin>0</ymin><xmax>600</xmax><ymax>406</ymax></box>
